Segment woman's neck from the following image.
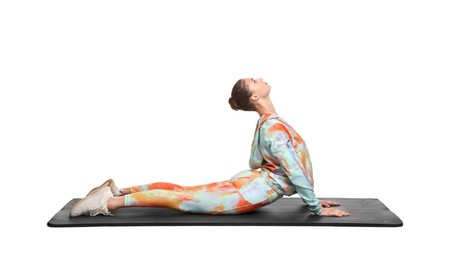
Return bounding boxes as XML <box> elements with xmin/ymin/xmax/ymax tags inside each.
<box><xmin>256</xmin><ymin>97</ymin><xmax>277</xmax><ymax>117</ymax></box>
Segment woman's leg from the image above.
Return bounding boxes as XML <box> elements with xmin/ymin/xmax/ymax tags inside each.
<box><xmin>120</xmin><ymin>179</ymin><xmax>235</xmax><ymax>195</ymax></box>
<box><xmin>112</xmin><ymin>179</ymin><xmax>242</xmax><ymax>213</ymax></box>
<box><xmin>121</xmin><ymin>182</ymin><xmax>186</xmax><ymax>195</ymax></box>
<box><xmin>109</xmin><ymin>170</ymin><xmax>283</xmax><ymax>214</ymax></box>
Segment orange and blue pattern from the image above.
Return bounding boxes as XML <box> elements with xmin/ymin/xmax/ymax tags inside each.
<box><xmin>250</xmin><ymin>112</ymin><xmax>322</xmax><ymax>214</ymax></box>
<box><xmin>124</xmin><ymin>170</ymin><xmax>282</xmax><ymax>214</ymax></box>
<box><xmin>123</xmin><ymin>112</ymin><xmax>322</xmax><ymax>215</ymax></box>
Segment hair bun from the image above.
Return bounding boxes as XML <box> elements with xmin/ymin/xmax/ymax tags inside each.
<box><xmin>228</xmin><ymin>97</ymin><xmax>239</xmax><ymax>111</ymax></box>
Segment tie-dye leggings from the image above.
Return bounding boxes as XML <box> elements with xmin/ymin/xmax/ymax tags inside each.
<box><xmin>123</xmin><ymin>169</ymin><xmax>283</xmax><ymax>214</ymax></box>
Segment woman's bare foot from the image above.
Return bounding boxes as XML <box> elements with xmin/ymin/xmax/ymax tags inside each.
<box><xmin>119</xmin><ymin>187</ymin><xmax>132</xmax><ymax>195</ymax></box>
<box><xmin>107</xmin><ymin>196</ymin><xmax>125</xmax><ymax>211</ymax></box>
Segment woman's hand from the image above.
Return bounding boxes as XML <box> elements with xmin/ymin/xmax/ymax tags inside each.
<box><xmin>319</xmin><ymin>207</ymin><xmax>350</xmax><ymax>217</ymax></box>
<box><xmin>320</xmin><ymin>200</ymin><xmax>340</xmax><ymax>208</ymax></box>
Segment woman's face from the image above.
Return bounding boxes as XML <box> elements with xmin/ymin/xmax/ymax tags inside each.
<box><xmin>245</xmin><ymin>78</ymin><xmax>271</xmax><ymax>100</ymax></box>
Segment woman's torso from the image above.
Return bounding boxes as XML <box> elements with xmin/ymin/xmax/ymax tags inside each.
<box><xmin>249</xmin><ymin>113</ymin><xmax>314</xmax><ymax>195</ymax></box>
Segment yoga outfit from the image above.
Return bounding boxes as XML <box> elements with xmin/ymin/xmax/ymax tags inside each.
<box><xmin>124</xmin><ymin>112</ymin><xmax>322</xmax><ymax>215</ymax></box>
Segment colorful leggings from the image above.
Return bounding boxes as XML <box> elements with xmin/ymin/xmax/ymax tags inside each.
<box><xmin>123</xmin><ymin>170</ymin><xmax>283</xmax><ymax>214</ymax></box>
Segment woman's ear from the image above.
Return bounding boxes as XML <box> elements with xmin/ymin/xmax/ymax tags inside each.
<box><xmin>250</xmin><ymin>94</ymin><xmax>260</xmax><ymax>102</ymax></box>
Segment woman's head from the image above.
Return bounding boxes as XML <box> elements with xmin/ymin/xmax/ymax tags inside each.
<box><xmin>228</xmin><ymin>78</ymin><xmax>271</xmax><ymax>111</ymax></box>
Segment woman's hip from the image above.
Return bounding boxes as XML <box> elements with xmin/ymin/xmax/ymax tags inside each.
<box><xmin>229</xmin><ymin>169</ymin><xmax>283</xmax><ymax>205</ymax></box>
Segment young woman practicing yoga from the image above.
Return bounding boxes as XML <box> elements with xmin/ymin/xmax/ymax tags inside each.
<box><xmin>70</xmin><ymin>78</ymin><xmax>350</xmax><ymax>217</ymax></box>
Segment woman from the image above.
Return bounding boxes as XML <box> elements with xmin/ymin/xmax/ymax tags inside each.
<box><xmin>70</xmin><ymin>78</ymin><xmax>350</xmax><ymax>217</ymax></box>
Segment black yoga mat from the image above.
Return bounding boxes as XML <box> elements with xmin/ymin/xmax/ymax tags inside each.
<box><xmin>47</xmin><ymin>197</ymin><xmax>403</xmax><ymax>227</ymax></box>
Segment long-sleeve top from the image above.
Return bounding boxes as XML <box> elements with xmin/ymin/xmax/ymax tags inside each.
<box><xmin>249</xmin><ymin>112</ymin><xmax>323</xmax><ymax>215</ymax></box>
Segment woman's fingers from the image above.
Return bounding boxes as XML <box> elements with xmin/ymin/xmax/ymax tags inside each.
<box><xmin>319</xmin><ymin>200</ymin><xmax>341</xmax><ymax>207</ymax></box>
<box><xmin>326</xmin><ymin>200</ymin><xmax>341</xmax><ymax>206</ymax></box>
<box><xmin>320</xmin><ymin>207</ymin><xmax>350</xmax><ymax>217</ymax></box>
<box><xmin>337</xmin><ymin>209</ymin><xmax>350</xmax><ymax>217</ymax></box>
<box><xmin>334</xmin><ymin>208</ymin><xmax>349</xmax><ymax>217</ymax></box>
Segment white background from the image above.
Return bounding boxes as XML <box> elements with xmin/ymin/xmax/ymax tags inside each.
<box><xmin>1</xmin><ymin>0</ymin><xmax>455</xmax><ymax>259</ymax></box>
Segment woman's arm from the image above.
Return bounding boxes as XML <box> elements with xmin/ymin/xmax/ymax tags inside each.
<box><xmin>263</xmin><ymin>122</ymin><xmax>350</xmax><ymax>217</ymax></box>
<box><xmin>262</xmin><ymin>123</ymin><xmax>323</xmax><ymax>215</ymax></box>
